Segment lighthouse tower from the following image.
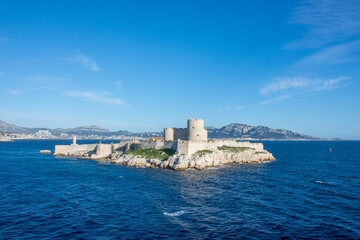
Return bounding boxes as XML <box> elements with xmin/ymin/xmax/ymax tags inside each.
<box><xmin>72</xmin><ymin>135</ymin><xmax>77</xmax><ymax>145</ymax></box>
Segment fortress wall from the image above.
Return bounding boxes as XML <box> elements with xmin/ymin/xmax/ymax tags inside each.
<box><xmin>71</xmin><ymin>144</ymin><xmax>97</xmax><ymax>154</ymax></box>
<box><xmin>139</xmin><ymin>140</ymin><xmax>178</xmax><ymax>151</ymax></box>
<box><xmin>95</xmin><ymin>144</ymin><xmax>113</xmax><ymax>157</ymax></box>
<box><xmin>112</xmin><ymin>142</ymin><xmax>130</xmax><ymax>152</ymax></box>
<box><xmin>163</xmin><ymin>141</ymin><xmax>178</xmax><ymax>150</ymax></box>
<box><xmin>176</xmin><ymin>140</ymin><xmax>264</xmax><ymax>156</ymax></box>
<box><xmin>186</xmin><ymin>142</ymin><xmax>208</xmax><ymax>155</ymax></box>
<box><xmin>54</xmin><ymin>145</ymin><xmax>71</xmax><ymax>155</ymax></box>
<box><xmin>176</xmin><ymin>141</ymin><xmax>190</xmax><ymax>155</ymax></box>
<box><xmin>54</xmin><ymin>144</ymin><xmax>97</xmax><ymax>155</ymax></box>
<box><xmin>140</xmin><ymin>141</ymin><xmax>163</xmax><ymax>149</ymax></box>
<box><xmin>205</xmin><ymin>141</ymin><xmax>264</xmax><ymax>151</ymax></box>
<box><xmin>173</xmin><ymin>128</ymin><xmax>187</xmax><ymax>140</ymax></box>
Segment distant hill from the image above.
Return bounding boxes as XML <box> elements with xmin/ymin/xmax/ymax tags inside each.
<box><xmin>51</xmin><ymin>125</ymin><xmax>110</xmax><ymax>136</ymax></box>
<box><xmin>0</xmin><ymin>120</ymin><xmax>318</xmax><ymax>140</ymax></box>
<box><xmin>206</xmin><ymin>123</ymin><xmax>317</xmax><ymax>140</ymax></box>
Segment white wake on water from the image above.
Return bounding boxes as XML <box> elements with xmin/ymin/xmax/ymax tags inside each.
<box><xmin>163</xmin><ymin>211</ymin><xmax>185</xmax><ymax>217</ymax></box>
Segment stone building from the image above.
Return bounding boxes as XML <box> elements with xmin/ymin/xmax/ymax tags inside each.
<box><xmin>164</xmin><ymin>118</ymin><xmax>208</xmax><ymax>141</ymax></box>
<box><xmin>54</xmin><ymin>118</ymin><xmax>265</xmax><ymax>157</ymax></box>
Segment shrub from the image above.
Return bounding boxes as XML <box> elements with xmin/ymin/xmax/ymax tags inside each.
<box><xmin>217</xmin><ymin>145</ymin><xmax>254</xmax><ymax>152</ymax></box>
<box><xmin>195</xmin><ymin>149</ymin><xmax>213</xmax><ymax>157</ymax></box>
<box><xmin>124</xmin><ymin>148</ymin><xmax>176</xmax><ymax>160</ymax></box>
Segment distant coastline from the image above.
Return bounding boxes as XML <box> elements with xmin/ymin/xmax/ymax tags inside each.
<box><xmin>1</xmin><ymin>119</ymin><xmax>356</xmax><ymax>141</ymax></box>
<box><xmin>1</xmin><ymin>137</ymin><xmax>357</xmax><ymax>141</ymax></box>
<box><xmin>0</xmin><ymin>139</ymin><xmax>14</xmax><ymax>142</ymax></box>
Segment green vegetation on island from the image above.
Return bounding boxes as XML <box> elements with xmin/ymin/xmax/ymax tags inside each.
<box><xmin>217</xmin><ymin>145</ymin><xmax>255</xmax><ymax>152</ymax></box>
<box><xmin>255</xmin><ymin>151</ymin><xmax>267</xmax><ymax>154</ymax></box>
<box><xmin>195</xmin><ymin>149</ymin><xmax>213</xmax><ymax>157</ymax></box>
<box><xmin>124</xmin><ymin>148</ymin><xmax>176</xmax><ymax>161</ymax></box>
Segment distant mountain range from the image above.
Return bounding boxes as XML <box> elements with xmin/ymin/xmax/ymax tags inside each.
<box><xmin>206</xmin><ymin>123</ymin><xmax>317</xmax><ymax>139</ymax></box>
<box><xmin>0</xmin><ymin>120</ymin><xmax>320</xmax><ymax>140</ymax></box>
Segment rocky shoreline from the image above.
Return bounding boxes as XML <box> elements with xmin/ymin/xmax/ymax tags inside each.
<box><xmin>106</xmin><ymin>148</ymin><xmax>275</xmax><ymax>170</ymax></box>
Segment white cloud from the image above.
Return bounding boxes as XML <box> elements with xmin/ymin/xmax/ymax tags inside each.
<box><xmin>295</xmin><ymin>40</ymin><xmax>360</xmax><ymax>67</ymax></box>
<box><xmin>64</xmin><ymin>91</ymin><xmax>126</xmax><ymax>105</ymax></box>
<box><xmin>261</xmin><ymin>95</ymin><xmax>292</xmax><ymax>105</ymax></box>
<box><xmin>313</xmin><ymin>76</ymin><xmax>351</xmax><ymax>90</ymax></box>
<box><xmin>260</xmin><ymin>76</ymin><xmax>350</xmax><ymax>95</ymax></box>
<box><xmin>218</xmin><ymin>105</ymin><xmax>246</xmax><ymax>112</ymax></box>
<box><xmin>7</xmin><ymin>85</ymin><xmax>64</xmax><ymax>96</ymax></box>
<box><xmin>286</xmin><ymin>0</ymin><xmax>360</xmax><ymax>49</ymax></box>
<box><xmin>63</xmin><ymin>52</ymin><xmax>99</xmax><ymax>72</ymax></box>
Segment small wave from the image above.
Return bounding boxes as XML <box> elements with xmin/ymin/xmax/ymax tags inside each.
<box><xmin>316</xmin><ymin>181</ymin><xmax>325</xmax><ymax>184</ymax></box>
<box><xmin>164</xmin><ymin>211</ymin><xmax>185</xmax><ymax>217</ymax></box>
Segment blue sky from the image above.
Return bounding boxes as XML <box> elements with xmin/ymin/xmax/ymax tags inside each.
<box><xmin>0</xmin><ymin>0</ymin><xmax>359</xmax><ymax>138</ymax></box>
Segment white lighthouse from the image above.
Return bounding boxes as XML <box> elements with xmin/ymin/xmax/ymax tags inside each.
<box><xmin>72</xmin><ymin>134</ymin><xmax>77</xmax><ymax>145</ymax></box>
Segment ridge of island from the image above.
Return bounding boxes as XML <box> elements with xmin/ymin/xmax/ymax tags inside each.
<box><xmin>53</xmin><ymin>119</ymin><xmax>275</xmax><ymax>170</ymax></box>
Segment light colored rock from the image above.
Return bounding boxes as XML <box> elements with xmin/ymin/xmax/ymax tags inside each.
<box><xmin>40</xmin><ymin>150</ymin><xmax>52</xmax><ymax>154</ymax></box>
<box><xmin>107</xmin><ymin>148</ymin><xmax>275</xmax><ymax>170</ymax></box>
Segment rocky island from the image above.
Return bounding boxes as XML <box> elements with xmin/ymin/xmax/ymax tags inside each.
<box><xmin>54</xmin><ymin>119</ymin><xmax>275</xmax><ymax>170</ymax></box>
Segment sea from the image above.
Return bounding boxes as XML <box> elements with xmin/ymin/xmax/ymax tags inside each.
<box><xmin>0</xmin><ymin>140</ymin><xmax>359</xmax><ymax>239</ymax></box>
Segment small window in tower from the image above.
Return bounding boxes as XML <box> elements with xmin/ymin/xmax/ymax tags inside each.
<box><xmin>192</xmin><ymin>127</ymin><xmax>194</xmax><ymax>129</ymax></box>
<box><xmin>197</xmin><ymin>134</ymin><xmax>199</xmax><ymax>136</ymax></box>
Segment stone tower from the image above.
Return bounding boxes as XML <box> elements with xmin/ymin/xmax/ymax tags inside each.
<box><xmin>164</xmin><ymin>127</ymin><xmax>174</xmax><ymax>141</ymax></box>
<box><xmin>164</xmin><ymin>119</ymin><xmax>208</xmax><ymax>141</ymax></box>
<box><xmin>187</xmin><ymin>119</ymin><xmax>207</xmax><ymax>141</ymax></box>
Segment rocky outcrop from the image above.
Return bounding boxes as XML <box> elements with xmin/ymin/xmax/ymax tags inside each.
<box><xmin>40</xmin><ymin>150</ymin><xmax>52</xmax><ymax>154</ymax></box>
<box><xmin>109</xmin><ymin>149</ymin><xmax>275</xmax><ymax>170</ymax></box>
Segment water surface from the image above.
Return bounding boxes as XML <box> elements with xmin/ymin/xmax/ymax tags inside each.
<box><xmin>0</xmin><ymin>140</ymin><xmax>359</xmax><ymax>239</ymax></box>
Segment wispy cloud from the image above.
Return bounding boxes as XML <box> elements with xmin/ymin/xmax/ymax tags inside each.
<box><xmin>260</xmin><ymin>76</ymin><xmax>351</xmax><ymax>95</ymax></box>
<box><xmin>286</xmin><ymin>0</ymin><xmax>360</xmax><ymax>49</ymax></box>
<box><xmin>64</xmin><ymin>91</ymin><xmax>126</xmax><ymax>105</ymax></box>
<box><xmin>218</xmin><ymin>105</ymin><xmax>246</xmax><ymax>112</ymax></box>
<box><xmin>7</xmin><ymin>85</ymin><xmax>65</xmax><ymax>96</ymax></box>
<box><xmin>261</xmin><ymin>95</ymin><xmax>292</xmax><ymax>105</ymax></box>
<box><xmin>8</xmin><ymin>89</ymin><xmax>28</xmax><ymax>95</ymax></box>
<box><xmin>63</xmin><ymin>52</ymin><xmax>99</xmax><ymax>72</ymax></box>
<box><xmin>18</xmin><ymin>76</ymin><xmax>73</xmax><ymax>92</ymax></box>
<box><xmin>295</xmin><ymin>40</ymin><xmax>360</xmax><ymax>67</ymax></box>
<box><xmin>0</xmin><ymin>72</ymin><xmax>5</xmax><ymax>75</ymax></box>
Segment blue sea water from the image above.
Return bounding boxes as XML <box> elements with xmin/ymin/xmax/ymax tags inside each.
<box><xmin>0</xmin><ymin>140</ymin><xmax>359</xmax><ymax>239</ymax></box>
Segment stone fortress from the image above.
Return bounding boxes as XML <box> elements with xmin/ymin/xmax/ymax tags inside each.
<box><xmin>164</xmin><ymin>119</ymin><xmax>208</xmax><ymax>141</ymax></box>
<box><xmin>55</xmin><ymin>119</ymin><xmax>265</xmax><ymax>157</ymax></box>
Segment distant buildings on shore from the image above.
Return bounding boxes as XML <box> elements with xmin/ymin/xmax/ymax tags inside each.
<box><xmin>0</xmin><ymin>131</ymin><xmax>150</xmax><ymax>140</ymax></box>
